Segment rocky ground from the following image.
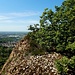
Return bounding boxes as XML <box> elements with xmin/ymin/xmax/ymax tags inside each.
<box><xmin>0</xmin><ymin>39</ymin><xmax>62</xmax><ymax>75</ymax></box>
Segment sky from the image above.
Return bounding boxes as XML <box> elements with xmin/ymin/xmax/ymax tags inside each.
<box><xmin>0</xmin><ymin>0</ymin><xmax>64</xmax><ymax>32</ymax></box>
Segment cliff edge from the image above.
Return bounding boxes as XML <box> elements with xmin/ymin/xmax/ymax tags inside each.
<box><xmin>0</xmin><ymin>37</ymin><xmax>61</xmax><ymax>75</ymax></box>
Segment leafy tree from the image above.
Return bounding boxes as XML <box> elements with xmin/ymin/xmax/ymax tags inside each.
<box><xmin>28</xmin><ymin>0</ymin><xmax>75</xmax><ymax>74</ymax></box>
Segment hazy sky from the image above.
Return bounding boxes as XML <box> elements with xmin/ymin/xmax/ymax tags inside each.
<box><xmin>0</xmin><ymin>0</ymin><xmax>64</xmax><ymax>32</ymax></box>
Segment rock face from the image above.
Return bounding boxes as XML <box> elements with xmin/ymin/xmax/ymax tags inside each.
<box><xmin>0</xmin><ymin>39</ymin><xmax>61</xmax><ymax>75</ymax></box>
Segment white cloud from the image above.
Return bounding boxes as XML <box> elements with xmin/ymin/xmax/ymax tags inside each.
<box><xmin>0</xmin><ymin>11</ymin><xmax>40</xmax><ymax>31</ymax></box>
<box><xmin>9</xmin><ymin>11</ymin><xmax>40</xmax><ymax>17</ymax></box>
<box><xmin>0</xmin><ymin>16</ymin><xmax>10</xmax><ymax>20</ymax></box>
<box><xmin>0</xmin><ymin>19</ymin><xmax>13</xmax><ymax>23</ymax></box>
<box><xmin>0</xmin><ymin>19</ymin><xmax>39</xmax><ymax>31</ymax></box>
<box><xmin>0</xmin><ymin>11</ymin><xmax>40</xmax><ymax>20</ymax></box>
<box><xmin>0</xmin><ymin>19</ymin><xmax>39</xmax><ymax>24</ymax></box>
<box><xmin>0</xmin><ymin>25</ymin><xmax>28</xmax><ymax>32</ymax></box>
<box><xmin>0</xmin><ymin>11</ymin><xmax>40</xmax><ymax>24</ymax></box>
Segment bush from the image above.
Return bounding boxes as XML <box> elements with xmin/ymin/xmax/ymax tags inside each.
<box><xmin>55</xmin><ymin>56</ymin><xmax>75</xmax><ymax>75</ymax></box>
<box><xmin>28</xmin><ymin>0</ymin><xmax>75</xmax><ymax>74</ymax></box>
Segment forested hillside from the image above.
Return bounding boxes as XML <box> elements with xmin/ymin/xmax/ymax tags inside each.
<box><xmin>0</xmin><ymin>46</ymin><xmax>12</xmax><ymax>70</ymax></box>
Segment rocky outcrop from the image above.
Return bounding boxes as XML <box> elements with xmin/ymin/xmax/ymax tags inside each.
<box><xmin>0</xmin><ymin>39</ymin><xmax>30</xmax><ymax>74</ymax></box>
<box><xmin>1</xmin><ymin>39</ymin><xmax>61</xmax><ymax>75</ymax></box>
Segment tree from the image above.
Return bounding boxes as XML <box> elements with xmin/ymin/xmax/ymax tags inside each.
<box><xmin>28</xmin><ymin>0</ymin><xmax>75</xmax><ymax>74</ymax></box>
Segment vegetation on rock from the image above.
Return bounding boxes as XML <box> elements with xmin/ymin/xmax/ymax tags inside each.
<box><xmin>28</xmin><ymin>0</ymin><xmax>75</xmax><ymax>74</ymax></box>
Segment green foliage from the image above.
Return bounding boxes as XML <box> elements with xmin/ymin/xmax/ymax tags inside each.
<box><xmin>66</xmin><ymin>42</ymin><xmax>75</xmax><ymax>51</ymax></box>
<box><xmin>28</xmin><ymin>0</ymin><xmax>75</xmax><ymax>55</ymax></box>
<box><xmin>0</xmin><ymin>46</ymin><xmax>12</xmax><ymax>70</ymax></box>
<box><xmin>28</xmin><ymin>0</ymin><xmax>75</xmax><ymax>74</ymax></box>
<box><xmin>55</xmin><ymin>56</ymin><xmax>69</xmax><ymax>74</ymax></box>
<box><xmin>69</xmin><ymin>56</ymin><xmax>75</xmax><ymax>69</ymax></box>
<box><xmin>55</xmin><ymin>56</ymin><xmax>75</xmax><ymax>75</ymax></box>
